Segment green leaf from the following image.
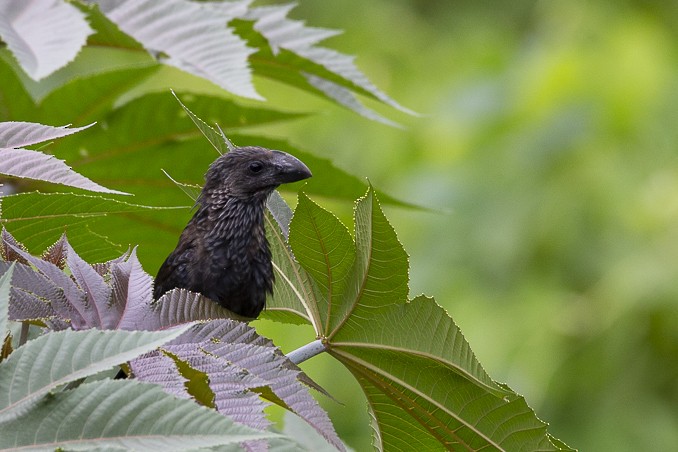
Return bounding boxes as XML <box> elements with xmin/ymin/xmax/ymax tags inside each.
<box><xmin>331</xmin><ymin>295</ymin><xmax>506</xmax><ymax>397</ymax></box>
<box><xmin>327</xmin><ymin>186</ymin><xmax>409</xmax><ymax>336</ymax></box>
<box><xmin>0</xmin><ymin>325</ymin><xmax>192</xmax><ymax>423</ymax></box>
<box><xmin>0</xmin><ymin>379</ymin><xmax>276</xmax><ymax>450</ymax></box>
<box><xmin>341</xmin><ymin>354</ymin><xmax>567</xmax><ymax>451</ymax></box>
<box><xmin>36</xmin><ymin>65</ymin><xmax>159</xmax><ymax>125</ymax></box>
<box><xmin>289</xmin><ymin>193</ymin><xmax>355</xmax><ymax>335</ymax></box>
<box><xmin>286</xmin><ymin>187</ymin><xmax>571</xmax><ymax>450</ymax></box>
<box><xmin>0</xmin><ymin>192</ymin><xmax>184</xmax><ymax>262</ymax></box>
<box><xmin>263</xmin><ymin>211</ymin><xmax>320</xmax><ymax>327</ymax></box>
<box><xmin>0</xmin><ymin>263</ymin><xmax>14</xmax><ymax>340</ymax></box>
<box><xmin>171</xmin><ymin>90</ymin><xmax>231</xmax><ymax>155</ymax></box>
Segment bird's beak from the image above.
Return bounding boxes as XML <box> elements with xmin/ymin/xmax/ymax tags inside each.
<box><xmin>273</xmin><ymin>151</ymin><xmax>312</xmax><ymax>184</ymax></box>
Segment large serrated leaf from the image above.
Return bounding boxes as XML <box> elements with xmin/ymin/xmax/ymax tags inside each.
<box><xmin>337</xmin><ymin>348</ymin><xmax>569</xmax><ymax>451</ymax></box>
<box><xmin>164</xmin><ymin>320</ymin><xmax>345</xmax><ymax>451</ymax></box>
<box><xmin>0</xmin><ymin>121</ymin><xmax>93</xmax><ymax>148</ymax></box>
<box><xmin>0</xmin><ymin>192</ymin><xmax>184</xmax><ymax>262</ymax></box>
<box><xmin>287</xmin><ymin>187</ymin><xmax>572</xmax><ymax>450</ymax></box>
<box><xmin>242</xmin><ymin>5</ymin><xmax>415</xmax><ymax>121</ymax></box>
<box><xmin>0</xmin><ymin>121</ymin><xmax>127</xmax><ymax>195</ymax></box>
<box><xmin>327</xmin><ymin>186</ymin><xmax>409</xmax><ymax>336</ymax></box>
<box><xmin>289</xmin><ymin>193</ymin><xmax>355</xmax><ymax>335</ymax></box>
<box><xmin>0</xmin><ymin>325</ymin><xmax>192</xmax><ymax>423</ymax></box>
<box><xmin>0</xmin><ymin>379</ymin><xmax>276</xmax><ymax>450</ymax></box>
<box><xmin>0</xmin><ymin>0</ymin><xmax>93</xmax><ymax>80</ymax></box>
<box><xmin>331</xmin><ymin>296</ymin><xmax>506</xmax><ymax>397</ymax></box>
<box><xmin>94</xmin><ymin>0</ymin><xmax>260</xmax><ymax>100</ymax></box>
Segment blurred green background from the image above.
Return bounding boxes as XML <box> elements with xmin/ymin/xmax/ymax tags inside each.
<box><xmin>251</xmin><ymin>0</ymin><xmax>678</xmax><ymax>450</ymax></box>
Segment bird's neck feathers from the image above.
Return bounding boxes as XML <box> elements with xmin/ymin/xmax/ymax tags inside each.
<box><xmin>194</xmin><ymin>190</ymin><xmax>269</xmax><ymax>242</ymax></box>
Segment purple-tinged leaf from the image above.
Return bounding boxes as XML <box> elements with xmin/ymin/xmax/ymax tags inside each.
<box><xmin>65</xmin><ymin>236</ymin><xmax>113</xmax><ymax>328</ymax></box>
<box><xmin>170</xmin><ymin>320</ymin><xmax>344</xmax><ymax>451</ymax></box>
<box><xmin>114</xmin><ymin>249</ymin><xmax>154</xmax><ymax>330</ymax></box>
<box><xmin>6</xmin><ymin>244</ymin><xmax>89</xmax><ymax>329</ymax></box>
<box><xmin>0</xmin><ymin>122</ymin><xmax>93</xmax><ymax>148</ymax></box>
<box><xmin>163</xmin><ymin>343</ymin><xmax>271</xmax><ymax>430</ymax></box>
<box><xmin>0</xmin><ymin>229</ymin><xmax>28</xmax><ymax>265</ymax></box>
<box><xmin>120</xmin><ymin>288</ymin><xmax>243</xmax><ymax>331</ymax></box>
<box><xmin>1</xmin><ymin>261</ymin><xmax>59</xmax><ymax>322</ymax></box>
<box><xmin>41</xmin><ymin>233</ymin><xmax>68</xmax><ymax>269</ymax></box>
<box><xmin>0</xmin><ymin>0</ymin><xmax>92</xmax><ymax>80</ymax></box>
<box><xmin>108</xmin><ymin>259</ymin><xmax>133</xmax><ymax>326</ymax></box>
<box><xmin>92</xmin><ymin>248</ymin><xmax>131</xmax><ymax>276</ymax></box>
<box><xmin>10</xmin><ymin>288</ymin><xmax>55</xmax><ymax>322</ymax></box>
<box><xmin>129</xmin><ymin>350</ymin><xmax>190</xmax><ymax>400</ymax></box>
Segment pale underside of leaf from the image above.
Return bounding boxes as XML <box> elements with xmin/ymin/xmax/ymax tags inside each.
<box><xmin>303</xmin><ymin>73</ymin><xmax>403</xmax><ymax>128</ymax></box>
<box><xmin>0</xmin><ymin>0</ymin><xmax>93</xmax><ymax>80</ymax></box>
<box><xmin>0</xmin><ymin>262</ymin><xmax>14</xmax><ymax>338</ymax></box>
<box><xmin>0</xmin><ymin>121</ymin><xmax>94</xmax><ymax>148</ymax></box>
<box><xmin>0</xmin><ymin>147</ymin><xmax>129</xmax><ymax>195</ymax></box>
<box><xmin>0</xmin><ymin>380</ymin><xmax>275</xmax><ymax>450</ymax></box>
<box><xmin>0</xmin><ymin>326</ymin><xmax>192</xmax><ymax>424</ymax></box>
<box><xmin>95</xmin><ymin>0</ymin><xmax>261</xmax><ymax>100</ymax></box>
<box><xmin>247</xmin><ymin>5</ymin><xmax>415</xmax><ymax>116</ymax></box>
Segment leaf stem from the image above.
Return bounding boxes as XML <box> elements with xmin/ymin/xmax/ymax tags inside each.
<box><xmin>287</xmin><ymin>339</ymin><xmax>326</xmax><ymax>364</ymax></box>
<box><xmin>19</xmin><ymin>322</ymin><xmax>29</xmax><ymax>346</ymax></box>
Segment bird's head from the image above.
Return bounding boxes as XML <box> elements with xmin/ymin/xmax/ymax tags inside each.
<box><xmin>202</xmin><ymin>146</ymin><xmax>312</xmax><ymax>201</ymax></box>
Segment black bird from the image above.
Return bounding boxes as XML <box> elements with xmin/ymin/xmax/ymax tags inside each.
<box><xmin>153</xmin><ymin>146</ymin><xmax>312</xmax><ymax>318</ymax></box>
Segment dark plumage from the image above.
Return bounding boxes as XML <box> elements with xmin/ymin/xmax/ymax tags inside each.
<box><xmin>153</xmin><ymin>146</ymin><xmax>312</xmax><ymax>318</ymax></box>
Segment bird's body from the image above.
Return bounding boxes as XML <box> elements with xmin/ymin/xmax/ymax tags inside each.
<box><xmin>153</xmin><ymin>146</ymin><xmax>312</xmax><ymax>318</ymax></box>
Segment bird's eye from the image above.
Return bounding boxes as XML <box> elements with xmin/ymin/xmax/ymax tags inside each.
<box><xmin>248</xmin><ymin>161</ymin><xmax>264</xmax><ymax>173</ymax></box>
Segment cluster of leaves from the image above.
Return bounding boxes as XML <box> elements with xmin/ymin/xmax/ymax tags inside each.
<box><xmin>0</xmin><ymin>228</ymin><xmax>342</xmax><ymax>450</ymax></box>
<box><xmin>0</xmin><ymin>0</ymin><xmax>410</xmax><ymax>124</ymax></box>
<box><xmin>0</xmin><ymin>1</ymin><xmax>574</xmax><ymax>450</ymax></box>
<box><xmin>0</xmin><ymin>0</ymin><xmax>413</xmax><ymax>269</ymax></box>
<box><xmin>0</xmin><ymin>117</ymin><xmax>572</xmax><ymax>450</ymax></box>
<box><xmin>0</xmin><ymin>265</ymin><xmax>276</xmax><ymax>450</ymax></box>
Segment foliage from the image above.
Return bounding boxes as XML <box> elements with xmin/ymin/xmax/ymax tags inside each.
<box><xmin>0</xmin><ymin>288</ymin><xmax>274</xmax><ymax>449</ymax></box>
<box><xmin>285</xmin><ymin>2</ymin><xmax>678</xmax><ymax>450</ymax></box>
<box><xmin>0</xmin><ymin>227</ymin><xmax>342</xmax><ymax>449</ymax></box>
<box><xmin>0</xmin><ymin>1</ymin><xmax>578</xmax><ymax>451</ymax></box>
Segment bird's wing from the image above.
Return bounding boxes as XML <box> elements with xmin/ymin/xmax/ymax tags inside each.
<box><xmin>153</xmin><ymin>230</ymin><xmax>198</xmax><ymax>300</ymax></box>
